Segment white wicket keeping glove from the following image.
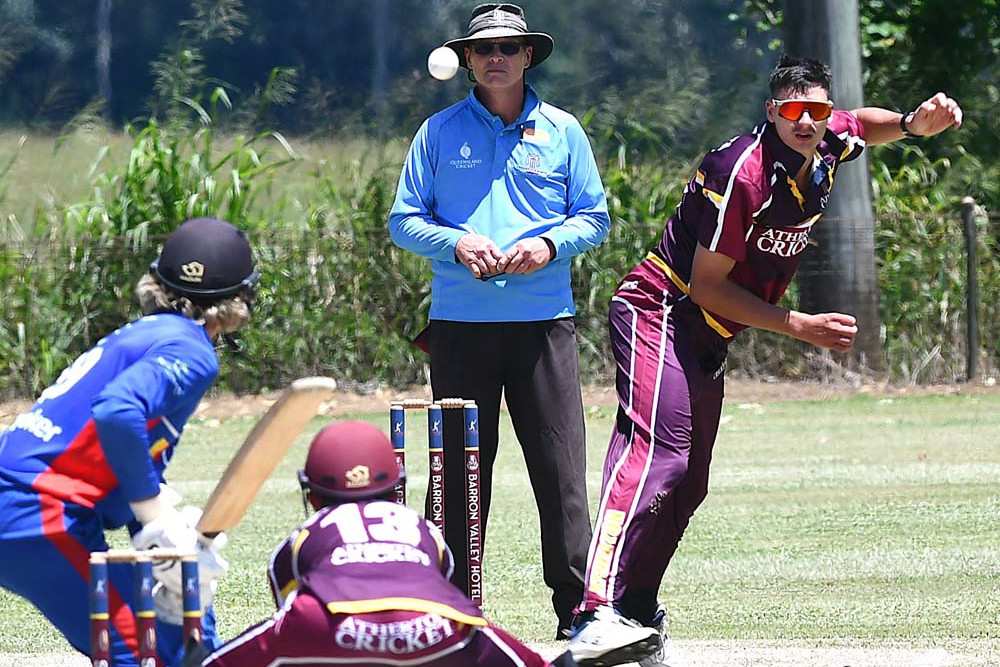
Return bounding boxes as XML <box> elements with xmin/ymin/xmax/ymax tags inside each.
<box><xmin>131</xmin><ymin>504</ymin><xmax>199</xmax><ymax>595</ymax></box>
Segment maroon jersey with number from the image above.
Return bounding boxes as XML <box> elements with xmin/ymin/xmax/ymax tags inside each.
<box><xmin>268</xmin><ymin>499</ymin><xmax>485</xmax><ymax>627</ymax></box>
<box><xmin>651</xmin><ymin>110</ymin><xmax>866</xmax><ymax>338</ymax></box>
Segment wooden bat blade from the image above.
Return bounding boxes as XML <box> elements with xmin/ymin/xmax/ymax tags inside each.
<box><xmin>195</xmin><ymin>376</ymin><xmax>337</xmax><ymax>536</ymax></box>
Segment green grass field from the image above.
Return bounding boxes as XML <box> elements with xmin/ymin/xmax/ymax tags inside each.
<box><xmin>1</xmin><ymin>391</ymin><xmax>998</xmax><ymax>659</ymax></box>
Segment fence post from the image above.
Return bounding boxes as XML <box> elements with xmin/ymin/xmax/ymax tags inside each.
<box><xmin>962</xmin><ymin>197</ymin><xmax>979</xmax><ymax>381</ymax></box>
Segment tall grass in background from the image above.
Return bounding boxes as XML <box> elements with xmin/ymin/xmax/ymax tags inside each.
<box><xmin>236</xmin><ymin>156</ymin><xmax>430</xmax><ymax>391</ymax></box>
<box><xmin>0</xmin><ymin>122</ymin><xmax>299</xmax><ymax>396</ymax></box>
<box><xmin>871</xmin><ymin>144</ymin><xmax>1000</xmax><ymax>382</ymax></box>
<box><xmin>0</xmin><ymin>125</ymin><xmax>997</xmax><ymax>399</ymax></box>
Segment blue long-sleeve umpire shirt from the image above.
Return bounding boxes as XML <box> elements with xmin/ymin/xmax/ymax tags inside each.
<box><xmin>388</xmin><ymin>85</ymin><xmax>610</xmax><ymax>322</ymax></box>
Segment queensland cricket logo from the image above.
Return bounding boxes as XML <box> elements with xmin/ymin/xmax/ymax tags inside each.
<box><xmin>431</xmin><ymin>459</ymin><xmax>444</xmax><ymax>473</ymax></box>
<box><xmin>450</xmin><ymin>142</ymin><xmax>482</xmax><ymax>170</ymax></box>
<box><xmin>345</xmin><ymin>465</ymin><xmax>371</xmax><ymax>489</ymax></box>
<box><xmin>179</xmin><ymin>261</ymin><xmax>205</xmax><ymax>283</ymax></box>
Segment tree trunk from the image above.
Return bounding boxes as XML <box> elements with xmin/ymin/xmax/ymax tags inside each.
<box><xmin>783</xmin><ymin>0</ymin><xmax>884</xmax><ymax>372</ymax></box>
<box><xmin>370</xmin><ymin>0</ymin><xmax>390</xmax><ymax>129</ymax></box>
<box><xmin>96</xmin><ymin>0</ymin><xmax>112</xmax><ymax>119</ymax></box>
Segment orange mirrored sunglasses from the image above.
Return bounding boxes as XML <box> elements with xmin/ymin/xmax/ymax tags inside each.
<box><xmin>771</xmin><ymin>98</ymin><xmax>834</xmax><ymax>122</ymax></box>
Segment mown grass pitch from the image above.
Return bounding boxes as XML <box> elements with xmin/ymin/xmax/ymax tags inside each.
<box><xmin>1</xmin><ymin>391</ymin><xmax>997</xmax><ymax>659</ymax></box>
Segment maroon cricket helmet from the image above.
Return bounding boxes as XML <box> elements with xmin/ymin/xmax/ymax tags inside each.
<box><xmin>298</xmin><ymin>421</ymin><xmax>404</xmax><ymax>508</ymax></box>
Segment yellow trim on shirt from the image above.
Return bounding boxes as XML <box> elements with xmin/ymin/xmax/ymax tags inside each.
<box><xmin>326</xmin><ymin>598</ymin><xmax>487</xmax><ymax>627</ymax></box>
<box><xmin>278</xmin><ymin>529</ymin><xmax>311</xmax><ymax>599</ymax></box>
<box><xmin>644</xmin><ymin>252</ymin><xmax>734</xmax><ymax>338</ymax></box>
<box><xmin>148</xmin><ymin>437</ymin><xmax>169</xmax><ymax>460</ymax></box>
<box><xmin>279</xmin><ymin>579</ymin><xmax>299</xmax><ymax>600</ymax></box>
<box><xmin>291</xmin><ymin>529</ymin><xmax>310</xmax><ymax>557</ymax></box>
<box><xmin>702</xmin><ymin>187</ymin><xmax>724</xmax><ymax>206</ymax></box>
<box><xmin>785</xmin><ymin>173</ymin><xmax>806</xmax><ymax>208</ymax></box>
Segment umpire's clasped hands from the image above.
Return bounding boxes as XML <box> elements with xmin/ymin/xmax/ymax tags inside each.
<box><xmin>457</xmin><ymin>233</ymin><xmax>552</xmax><ymax>280</ymax></box>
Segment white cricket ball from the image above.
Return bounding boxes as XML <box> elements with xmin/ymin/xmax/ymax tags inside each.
<box><xmin>427</xmin><ymin>46</ymin><xmax>459</xmax><ymax>81</ymax></box>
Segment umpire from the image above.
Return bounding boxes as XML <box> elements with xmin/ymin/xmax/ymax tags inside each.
<box><xmin>388</xmin><ymin>3</ymin><xmax>610</xmax><ymax>638</ymax></box>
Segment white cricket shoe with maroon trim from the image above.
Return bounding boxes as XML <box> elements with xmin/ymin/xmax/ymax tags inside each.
<box><xmin>568</xmin><ymin>605</ymin><xmax>662</xmax><ymax>667</ymax></box>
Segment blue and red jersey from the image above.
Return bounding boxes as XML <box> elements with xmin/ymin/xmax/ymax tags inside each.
<box><xmin>0</xmin><ymin>313</ymin><xmax>219</xmax><ymax>538</ymax></box>
<box><xmin>268</xmin><ymin>499</ymin><xmax>486</xmax><ymax>627</ymax></box>
<box><xmin>650</xmin><ymin>110</ymin><xmax>866</xmax><ymax>338</ymax></box>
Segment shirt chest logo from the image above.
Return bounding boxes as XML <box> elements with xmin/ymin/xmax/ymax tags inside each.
<box><xmin>517</xmin><ymin>151</ymin><xmax>550</xmax><ymax>177</ymax></box>
<box><xmin>449</xmin><ymin>142</ymin><xmax>483</xmax><ymax>170</ymax></box>
<box><xmin>755</xmin><ymin>227</ymin><xmax>811</xmax><ymax>258</ymax></box>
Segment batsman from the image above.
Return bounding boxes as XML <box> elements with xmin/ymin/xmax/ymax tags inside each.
<box><xmin>0</xmin><ymin>218</ymin><xmax>258</xmax><ymax>666</ymax></box>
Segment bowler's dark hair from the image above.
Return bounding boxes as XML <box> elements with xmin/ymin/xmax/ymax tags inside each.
<box><xmin>769</xmin><ymin>54</ymin><xmax>832</xmax><ymax>97</ymax></box>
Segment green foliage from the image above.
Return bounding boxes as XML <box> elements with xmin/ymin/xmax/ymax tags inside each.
<box><xmin>0</xmin><ymin>0</ymin><xmax>998</xmax><ymax>395</ymax></box>
<box><xmin>0</xmin><ymin>133</ymin><xmax>23</xmax><ymax>206</ymax></box>
<box><xmin>571</xmin><ymin>161</ymin><xmax>685</xmax><ymax>374</ymax></box>
<box><xmin>870</xmin><ymin>145</ymin><xmax>1000</xmax><ymax>382</ymax></box>
<box><xmin>2</xmin><ymin>127</ymin><xmax>999</xmax><ymax>398</ymax></box>
<box><xmin>0</xmin><ymin>233</ymin><xmax>145</xmax><ymax>396</ymax></box>
<box><xmin>66</xmin><ymin>120</ymin><xmax>297</xmax><ymax>236</ymax></box>
<box><xmin>233</xmin><ymin>158</ymin><xmax>432</xmax><ymax>391</ymax></box>
<box><xmin>0</xmin><ymin>118</ymin><xmax>300</xmax><ymax>396</ymax></box>
<box><xmin>183</xmin><ymin>0</ymin><xmax>248</xmax><ymax>43</ymax></box>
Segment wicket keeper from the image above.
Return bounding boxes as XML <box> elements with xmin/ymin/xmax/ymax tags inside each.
<box><xmin>195</xmin><ymin>420</ymin><xmax>660</xmax><ymax>667</ymax></box>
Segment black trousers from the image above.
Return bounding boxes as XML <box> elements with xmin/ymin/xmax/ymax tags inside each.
<box><xmin>427</xmin><ymin>319</ymin><xmax>592</xmax><ymax>627</ymax></box>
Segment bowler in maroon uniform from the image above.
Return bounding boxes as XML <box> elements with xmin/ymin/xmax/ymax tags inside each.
<box><xmin>195</xmin><ymin>421</ymin><xmax>659</xmax><ymax>667</ymax></box>
<box><xmin>568</xmin><ymin>55</ymin><xmax>963</xmax><ymax>667</ymax></box>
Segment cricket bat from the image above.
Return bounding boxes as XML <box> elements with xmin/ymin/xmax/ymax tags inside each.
<box><xmin>196</xmin><ymin>376</ymin><xmax>337</xmax><ymax>537</ymax></box>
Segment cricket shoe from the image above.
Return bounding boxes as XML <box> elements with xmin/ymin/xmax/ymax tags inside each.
<box><xmin>636</xmin><ymin>604</ymin><xmax>684</xmax><ymax>667</ymax></box>
<box><xmin>568</xmin><ymin>605</ymin><xmax>662</xmax><ymax>667</ymax></box>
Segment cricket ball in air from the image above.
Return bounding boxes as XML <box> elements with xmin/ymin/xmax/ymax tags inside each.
<box><xmin>427</xmin><ymin>47</ymin><xmax>459</xmax><ymax>81</ymax></box>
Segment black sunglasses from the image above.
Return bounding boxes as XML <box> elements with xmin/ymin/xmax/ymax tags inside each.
<box><xmin>472</xmin><ymin>41</ymin><xmax>525</xmax><ymax>56</ymax></box>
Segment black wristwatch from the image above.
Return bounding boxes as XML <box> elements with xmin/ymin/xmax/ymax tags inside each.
<box><xmin>899</xmin><ymin>111</ymin><xmax>916</xmax><ymax>138</ymax></box>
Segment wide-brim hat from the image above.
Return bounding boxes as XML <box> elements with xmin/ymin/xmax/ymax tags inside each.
<box><xmin>443</xmin><ymin>3</ymin><xmax>554</xmax><ymax>70</ymax></box>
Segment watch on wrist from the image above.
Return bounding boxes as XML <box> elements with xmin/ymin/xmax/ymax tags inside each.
<box><xmin>900</xmin><ymin>111</ymin><xmax>915</xmax><ymax>138</ymax></box>
<box><xmin>542</xmin><ymin>237</ymin><xmax>556</xmax><ymax>260</ymax></box>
